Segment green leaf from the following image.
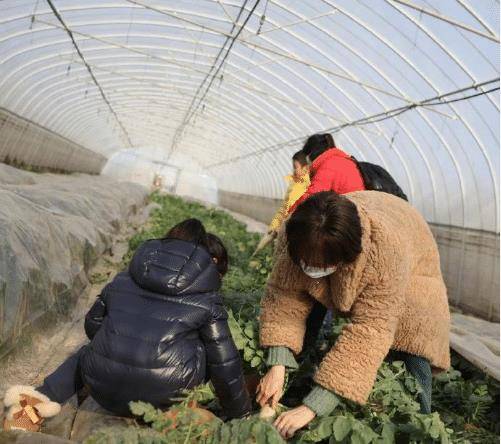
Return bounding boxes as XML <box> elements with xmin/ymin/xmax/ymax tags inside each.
<box><xmin>350</xmin><ymin>423</ymin><xmax>378</xmax><ymax>444</ymax></box>
<box><xmin>428</xmin><ymin>413</ymin><xmax>447</xmax><ymax>440</ymax></box>
<box><xmin>244</xmin><ymin>348</ymin><xmax>254</xmax><ymax>361</ymax></box>
<box><xmin>227</xmin><ymin>309</ymin><xmax>247</xmax><ymax>350</ymax></box>
<box><xmin>333</xmin><ymin>416</ymin><xmax>353</xmax><ymax>441</ymax></box>
<box><xmin>251</xmin><ymin>356</ymin><xmax>262</xmax><ymax>367</ymax></box>
<box><xmin>218</xmin><ymin>422</ymin><xmax>232</xmax><ymax>443</ymax></box>
<box><xmin>379</xmin><ymin>422</ymin><xmax>396</xmax><ymax>444</ymax></box>
<box><xmin>253</xmin><ymin>422</ymin><xmax>267</xmax><ymax>444</ymax></box>
<box><xmin>315</xmin><ymin>417</ymin><xmax>336</xmax><ymax>440</ymax></box>
<box><xmin>244</xmin><ymin>324</ymin><xmax>255</xmax><ymax>339</ymax></box>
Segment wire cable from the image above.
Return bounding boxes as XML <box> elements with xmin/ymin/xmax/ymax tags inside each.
<box><xmin>167</xmin><ymin>0</ymin><xmax>261</xmax><ymax>159</ymax></box>
<box><xmin>184</xmin><ymin>0</ymin><xmax>256</xmax><ymax>125</ymax></box>
<box><xmin>206</xmin><ymin>78</ymin><xmax>499</xmax><ymax>168</ymax></box>
<box><xmin>423</xmin><ymin>87</ymin><xmax>500</xmax><ymax>106</ymax></box>
<box><xmin>45</xmin><ymin>0</ymin><xmax>133</xmax><ymax>147</ymax></box>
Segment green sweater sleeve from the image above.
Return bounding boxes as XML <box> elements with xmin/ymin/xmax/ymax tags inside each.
<box><xmin>265</xmin><ymin>346</ymin><xmax>299</xmax><ymax>369</ymax></box>
<box><xmin>303</xmin><ymin>385</ymin><xmax>341</xmax><ymax>417</ymax></box>
<box><xmin>266</xmin><ymin>347</ymin><xmax>340</xmax><ymax>416</ymax></box>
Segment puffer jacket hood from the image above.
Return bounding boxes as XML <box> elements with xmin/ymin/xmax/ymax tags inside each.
<box><xmin>129</xmin><ymin>238</ymin><xmax>221</xmax><ymax>296</ymax></box>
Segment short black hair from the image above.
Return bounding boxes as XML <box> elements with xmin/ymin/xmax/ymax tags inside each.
<box><xmin>286</xmin><ymin>191</ymin><xmax>362</xmax><ymax>268</ymax></box>
<box><xmin>164</xmin><ymin>218</ymin><xmax>207</xmax><ymax>244</ymax></box>
<box><xmin>302</xmin><ymin>133</ymin><xmax>335</xmax><ymax>162</ymax></box>
<box><xmin>206</xmin><ymin>233</ymin><xmax>229</xmax><ymax>276</ymax></box>
<box><xmin>292</xmin><ymin>150</ymin><xmax>308</xmax><ymax>167</ymax></box>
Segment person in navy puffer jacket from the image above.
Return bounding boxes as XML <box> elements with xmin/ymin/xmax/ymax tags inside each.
<box><xmin>3</xmin><ymin>219</ymin><xmax>252</xmax><ymax>427</ymax></box>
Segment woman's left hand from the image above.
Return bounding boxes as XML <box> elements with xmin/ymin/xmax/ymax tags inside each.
<box><xmin>273</xmin><ymin>405</ymin><xmax>316</xmax><ymax>439</ymax></box>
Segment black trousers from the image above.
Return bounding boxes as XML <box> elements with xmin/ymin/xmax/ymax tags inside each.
<box><xmin>303</xmin><ymin>302</ymin><xmax>328</xmax><ymax>352</ymax></box>
<box><xmin>37</xmin><ymin>346</ymin><xmax>86</xmax><ymax>404</ymax></box>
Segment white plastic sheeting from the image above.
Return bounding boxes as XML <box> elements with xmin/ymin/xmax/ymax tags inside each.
<box><xmin>0</xmin><ymin>163</ymin><xmax>148</xmax><ymax>351</ymax></box>
<box><xmin>0</xmin><ymin>0</ymin><xmax>499</xmax><ymax>231</ymax></box>
<box><xmin>450</xmin><ymin>312</ymin><xmax>500</xmax><ymax>380</ymax></box>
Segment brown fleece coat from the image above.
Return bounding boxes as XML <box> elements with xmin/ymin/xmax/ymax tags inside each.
<box><xmin>260</xmin><ymin>191</ymin><xmax>450</xmax><ymax>405</ymax></box>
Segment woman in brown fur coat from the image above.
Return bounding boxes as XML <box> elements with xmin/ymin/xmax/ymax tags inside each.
<box><xmin>256</xmin><ymin>191</ymin><xmax>450</xmax><ymax>439</ymax></box>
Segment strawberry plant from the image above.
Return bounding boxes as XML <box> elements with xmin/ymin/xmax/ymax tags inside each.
<box><xmin>94</xmin><ymin>193</ymin><xmax>498</xmax><ymax>444</ymax></box>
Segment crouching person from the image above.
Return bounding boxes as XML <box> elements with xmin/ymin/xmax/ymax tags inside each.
<box><xmin>257</xmin><ymin>191</ymin><xmax>450</xmax><ymax>439</ymax></box>
<box><xmin>4</xmin><ymin>218</ymin><xmax>251</xmax><ymax>431</ymax></box>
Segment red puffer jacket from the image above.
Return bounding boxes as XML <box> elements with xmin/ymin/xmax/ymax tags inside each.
<box><xmin>289</xmin><ymin>147</ymin><xmax>366</xmax><ymax>213</ymax></box>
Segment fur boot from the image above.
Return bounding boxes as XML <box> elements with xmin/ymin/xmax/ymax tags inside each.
<box><xmin>3</xmin><ymin>385</ymin><xmax>61</xmax><ymax>432</ymax></box>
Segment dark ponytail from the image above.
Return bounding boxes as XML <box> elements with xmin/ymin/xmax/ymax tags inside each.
<box><xmin>163</xmin><ymin>218</ymin><xmax>207</xmax><ymax>245</ymax></box>
<box><xmin>324</xmin><ymin>133</ymin><xmax>335</xmax><ymax>148</ymax></box>
<box><xmin>302</xmin><ymin>133</ymin><xmax>335</xmax><ymax>162</ymax></box>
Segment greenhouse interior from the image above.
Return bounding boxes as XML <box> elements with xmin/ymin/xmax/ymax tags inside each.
<box><xmin>0</xmin><ymin>0</ymin><xmax>499</xmax><ymax>443</ymax></box>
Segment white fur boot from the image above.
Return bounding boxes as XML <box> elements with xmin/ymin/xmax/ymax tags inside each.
<box><xmin>3</xmin><ymin>385</ymin><xmax>61</xmax><ymax>432</ymax></box>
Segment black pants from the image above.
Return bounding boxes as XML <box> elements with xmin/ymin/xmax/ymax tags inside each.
<box><xmin>37</xmin><ymin>346</ymin><xmax>86</xmax><ymax>404</ymax></box>
<box><xmin>304</xmin><ymin>301</ymin><xmax>432</xmax><ymax>414</ymax></box>
<box><xmin>303</xmin><ymin>302</ymin><xmax>328</xmax><ymax>351</ymax></box>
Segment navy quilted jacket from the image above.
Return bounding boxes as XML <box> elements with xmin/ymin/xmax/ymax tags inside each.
<box><xmin>81</xmin><ymin>238</ymin><xmax>251</xmax><ymax>418</ymax></box>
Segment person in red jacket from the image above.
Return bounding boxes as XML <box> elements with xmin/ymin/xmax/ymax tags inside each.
<box><xmin>289</xmin><ymin>133</ymin><xmax>365</xmax><ymax>214</ymax></box>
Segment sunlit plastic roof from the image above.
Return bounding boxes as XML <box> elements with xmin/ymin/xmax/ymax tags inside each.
<box><xmin>0</xmin><ymin>0</ymin><xmax>499</xmax><ymax>231</ymax></box>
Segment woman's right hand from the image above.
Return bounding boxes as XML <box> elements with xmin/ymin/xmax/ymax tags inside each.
<box><xmin>256</xmin><ymin>365</ymin><xmax>286</xmax><ymax>408</ymax></box>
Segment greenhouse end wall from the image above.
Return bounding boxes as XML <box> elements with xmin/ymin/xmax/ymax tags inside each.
<box><xmin>218</xmin><ymin>190</ymin><xmax>500</xmax><ymax>322</ymax></box>
<box><xmin>0</xmin><ymin>108</ymin><xmax>106</xmax><ymax>174</ymax></box>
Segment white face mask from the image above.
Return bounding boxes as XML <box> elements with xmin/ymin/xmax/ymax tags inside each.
<box><xmin>300</xmin><ymin>260</ymin><xmax>337</xmax><ymax>279</ymax></box>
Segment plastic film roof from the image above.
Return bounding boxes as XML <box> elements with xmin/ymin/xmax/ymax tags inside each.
<box><xmin>0</xmin><ymin>0</ymin><xmax>499</xmax><ymax>231</ymax></box>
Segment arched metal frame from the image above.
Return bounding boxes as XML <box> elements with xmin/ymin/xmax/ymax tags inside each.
<box><xmin>0</xmin><ymin>0</ymin><xmax>498</xmax><ymax>231</ymax></box>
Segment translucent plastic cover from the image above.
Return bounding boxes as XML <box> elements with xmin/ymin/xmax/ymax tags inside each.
<box><xmin>0</xmin><ymin>0</ymin><xmax>499</xmax><ymax>231</ymax></box>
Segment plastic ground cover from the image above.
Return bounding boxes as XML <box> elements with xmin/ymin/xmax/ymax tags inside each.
<box><xmin>0</xmin><ymin>164</ymin><xmax>148</xmax><ymax>353</ymax></box>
